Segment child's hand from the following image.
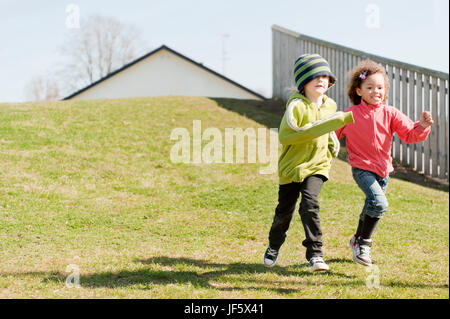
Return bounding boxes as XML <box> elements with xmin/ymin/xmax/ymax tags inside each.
<box><xmin>419</xmin><ymin>111</ymin><xmax>433</xmax><ymax>128</ymax></box>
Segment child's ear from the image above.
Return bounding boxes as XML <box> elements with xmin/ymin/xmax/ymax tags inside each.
<box><xmin>356</xmin><ymin>88</ymin><xmax>362</xmax><ymax>97</ymax></box>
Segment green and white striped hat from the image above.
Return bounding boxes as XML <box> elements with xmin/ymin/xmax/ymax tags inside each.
<box><xmin>294</xmin><ymin>54</ymin><xmax>336</xmax><ymax>93</ymax></box>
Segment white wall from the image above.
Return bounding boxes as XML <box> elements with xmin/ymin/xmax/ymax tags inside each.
<box><xmin>71</xmin><ymin>49</ymin><xmax>262</xmax><ymax>100</ymax></box>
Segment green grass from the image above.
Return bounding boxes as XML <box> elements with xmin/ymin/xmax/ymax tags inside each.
<box><xmin>0</xmin><ymin>96</ymin><xmax>448</xmax><ymax>298</ymax></box>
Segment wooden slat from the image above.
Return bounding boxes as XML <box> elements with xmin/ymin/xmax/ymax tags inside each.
<box><xmin>326</xmin><ymin>46</ymin><xmax>333</xmax><ymax>99</ymax></box>
<box><xmin>347</xmin><ymin>53</ymin><xmax>352</xmax><ymax>109</ymax></box>
<box><xmin>296</xmin><ymin>36</ymin><xmax>303</xmax><ymax>64</ymax></box>
<box><xmin>334</xmin><ymin>48</ymin><xmax>340</xmax><ymax>106</ymax></box>
<box><xmin>280</xmin><ymin>33</ymin><xmax>289</xmax><ymax>100</ymax></box>
<box><xmin>287</xmin><ymin>33</ymin><xmax>294</xmax><ymax>97</ymax></box>
<box><xmin>289</xmin><ymin>34</ymin><xmax>298</xmax><ymax>89</ymax></box>
<box><xmin>327</xmin><ymin>47</ymin><xmax>333</xmax><ymax>101</ymax></box>
<box><xmin>388</xmin><ymin>65</ymin><xmax>394</xmax><ymax>106</ymax></box>
<box><xmin>272</xmin><ymin>30</ymin><xmax>280</xmax><ymax>98</ymax></box>
<box><xmin>328</xmin><ymin>47</ymin><xmax>332</xmax><ymax>67</ymax></box>
<box><xmin>337</xmin><ymin>49</ymin><xmax>342</xmax><ymax>109</ymax></box>
<box><xmin>339</xmin><ymin>50</ymin><xmax>345</xmax><ymax>109</ymax></box>
<box><xmin>334</xmin><ymin>48</ymin><xmax>339</xmax><ymax>105</ymax></box>
<box><xmin>416</xmin><ymin>73</ymin><xmax>423</xmax><ymax>172</ymax></box>
<box><xmin>334</xmin><ymin>48</ymin><xmax>339</xmax><ymax>109</ymax></box>
<box><xmin>409</xmin><ymin>71</ymin><xmax>416</xmax><ymax>168</ymax></box>
<box><xmin>385</xmin><ymin>65</ymin><xmax>393</xmax><ymax>159</ymax></box>
<box><xmin>446</xmin><ymin>79</ymin><xmax>449</xmax><ymax>182</ymax></box>
<box><xmin>423</xmin><ymin>75</ymin><xmax>431</xmax><ymax>176</ymax></box>
<box><xmin>438</xmin><ymin>78</ymin><xmax>447</xmax><ymax>179</ymax></box>
<box><xmin>343</xmin><ymin>52</ymin><xmax>348</xmax><ymax>110</ymax></box>
<box><xmin>329</xmin><ymin>48</ymin><xmax>337</xmax><ymax>102</ymax></box>
<box><xmin>290</xmin><ymin>37</ymin><xmax>296</xmax><ymax>91</ymax></box>
<box><xmin>277</xmin><ymin>30</ymin><xmax>283</xmax><ymax>98</ymax></box>
<box><xmin>431</xmin><ymin>76</ymin><xmax>439</xmax><ymax>177</ymax></box>
<box><xmin>401</xmin><ymin>68</ymin><xmax>409</xmax><ymax>165</ymax></box>
<box><xmin>394</xmin><ymin>67</ymin><xmax>401</xmax><ymax>160</ymax></box>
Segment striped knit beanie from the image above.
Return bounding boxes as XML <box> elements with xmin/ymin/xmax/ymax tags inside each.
<box><xmin>294</xmin><ymin>54</ymin><xmax>336</xmax><ymax>93</ymax></box>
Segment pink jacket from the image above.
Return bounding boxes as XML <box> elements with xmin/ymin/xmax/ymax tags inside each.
<box><xmin>335</xmin><ymin>100</ymin><xmax>431</xmax><ymax>178</ymax></box>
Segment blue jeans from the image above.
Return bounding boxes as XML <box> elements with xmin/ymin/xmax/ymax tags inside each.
<box><xmin>351</xmin><ymin>167</ymin><xmax>389</xmax><ymax>219</ymax></box>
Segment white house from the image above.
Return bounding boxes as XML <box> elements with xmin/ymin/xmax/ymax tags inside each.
<box><xmin>63</xmin><ymin>45</ymin><xmax>265</xmax><ymax>101</ymax></box>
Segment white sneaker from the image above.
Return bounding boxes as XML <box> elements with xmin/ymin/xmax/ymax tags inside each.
<box><xmin>309</xmin><ymin>256</ymin><xmax>330</xmax><ymax>272</ymax></box>
<box><xmin>354</xmin><ymin>238</ymin><xmax>373</xmax><ymax>266</ymax></box>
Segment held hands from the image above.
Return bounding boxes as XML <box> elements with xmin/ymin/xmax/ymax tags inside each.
<box><xmin>419</xmin><ymin>111</ymin><xmax>433</xmax><ymax>128</ymax></box>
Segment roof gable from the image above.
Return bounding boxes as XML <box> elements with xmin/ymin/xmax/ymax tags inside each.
<box><xmin>62</xmin><ymin>45</ymin><xmax>265</xmax><ymax>100</ymax></box>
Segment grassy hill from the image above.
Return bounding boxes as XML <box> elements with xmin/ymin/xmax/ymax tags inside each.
<box><xmin>0</xmin><ymin>96</ymin><xmax>448</xmax><ymax>298</ymax></box>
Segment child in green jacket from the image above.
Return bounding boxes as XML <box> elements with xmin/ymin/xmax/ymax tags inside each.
<box><xmin>264</xmin><ymin>54</ymin><xmax>354</xmax><ymax>271</ymax></box>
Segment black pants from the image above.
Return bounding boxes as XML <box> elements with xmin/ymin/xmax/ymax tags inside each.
<box><xmin>268</xmin><ymin>175</ymin><xmax>327</xmax><ymax>261</ymax></box>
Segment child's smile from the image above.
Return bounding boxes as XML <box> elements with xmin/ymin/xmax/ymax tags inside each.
<box><xmin>356</xmin><ymin>73</ymin><xmax>385</xmax><ymax>105</ymax></box>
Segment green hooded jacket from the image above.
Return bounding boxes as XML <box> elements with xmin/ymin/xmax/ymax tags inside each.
<box><xmin>278</xmin><ymin>93</ymin><xmax>354</xmax><ymax>185</ymax></box>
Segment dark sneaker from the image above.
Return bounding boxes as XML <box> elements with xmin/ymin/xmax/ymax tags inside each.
<box><xmin>309</xmin><ymin>256</ymin><xmax>330</xmax><ymax>272</ymax></box>
<box><xmin>264</xmin><ymin>247</ymin><xmax>279</xmax><ymax>268</ymax></box>
<box><xmin>354</xmin><ymin>237</ymin><xmax>373</xmax><ymax>266</ymax></box>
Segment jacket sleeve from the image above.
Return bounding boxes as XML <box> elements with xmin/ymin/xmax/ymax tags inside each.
<box><xmin>391</xmin><ymin>108</ymin><xmax>431</xmax><ymax>143</ymax></box>
<box><xmin>335</xmin><ymin>107</ymin><xmax>352</xmax><ymax>140</ymax></box>
<box><xmin>328</xmin><ymin>131</ymin><xmax>340</xmax><ymax>157</ymax></box>
<box><xmin>335</xmin><ymin>126</ymin><xmax>345</xmax><ymax>140</ymax></box>
<box><xmin>279</xmin><ymin>101</ymin><xmax>354</xmax><ymax>145</ymax></box>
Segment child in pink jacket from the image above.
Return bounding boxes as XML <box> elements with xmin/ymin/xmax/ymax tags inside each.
<box><xmin>335</xmin><ymin>59</ymin><xmax>433</xmax><ymax>266</ymax></box>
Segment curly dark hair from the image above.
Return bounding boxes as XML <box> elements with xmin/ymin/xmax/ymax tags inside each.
<box><xmin>346</xmin><ymin>59</ymin><xmax>390</xmax><ymax>105</ymax></box>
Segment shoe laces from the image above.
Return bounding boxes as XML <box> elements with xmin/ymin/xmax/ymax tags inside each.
<box><xmin>266</xmin><ymin>247</ymin><xmax>278</xmax><ymax>257</ymax></box>
<box><xmin>359</xmin><ymin>244</ymin><xmax>371</xmax><ymax>256</ymax></box>
<box><xmin>310</xmin><ymin>256</ymin><xmax>325</xmax><ymax>264</ymax></box>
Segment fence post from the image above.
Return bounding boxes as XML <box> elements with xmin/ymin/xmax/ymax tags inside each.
<box><xmin>416</xmin><ymin>73</ymin><xmax>423</xmax><ymax>173</ymax></box>
<box><xmin>431</xmin><ymin>76</ymin><xmax>439</xmax><ymax>177</ymax></box>
<box><xmin>438</xmin><ymin>78</ymin><xmax>447</xmax><ymax>179</ymax></box>
<box><xmin>409</xmin><ymin>71</ymin><xmax>416</xmax><ymax>168</ymax></box>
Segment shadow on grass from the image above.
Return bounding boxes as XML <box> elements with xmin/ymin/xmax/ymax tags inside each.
<box><xmin>210</xmin><ymin>97</ymin><xmax>285</xmax><ymax>130</ymax></box>
<box><xmin>26</xmin><ymin>256</ymin><xmax>446</xmax><ymax>293</ymax></box>
<box><xmin>72</xmin><ymin>256</ymin><xmax>356</xmax><ymax>294</ymax></box>
<box><xmin>27</xmin><ymin>256</ymin><xmax>356</xmax><ymax>295</ymax></box>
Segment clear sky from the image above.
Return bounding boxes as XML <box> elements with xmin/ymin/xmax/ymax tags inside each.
<box><xmin>0</xmin><ymin>0</ymin><xmax>448</xmax><ymax>102</ymax></box>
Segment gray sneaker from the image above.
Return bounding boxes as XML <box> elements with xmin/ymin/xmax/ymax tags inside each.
<box><xmin>264</xmin><ymin>247</ymin><xmax>279</xmax><ymax>268</ymax></box>
<box><xmin>309</xmin><ymin>256</ymin><xmax>330</xmax><ymax>272</ymax></box>
<box><xmin>353</xmin><ymin>237</ymin><xmax>373</xmax><ymax>266</ymax></box>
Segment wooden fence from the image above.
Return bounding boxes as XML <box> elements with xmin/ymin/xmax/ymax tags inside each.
<box><xmin>272</xmin><ymin>25</ymin><xmax>449</xmax><ymax>182</ymax></box>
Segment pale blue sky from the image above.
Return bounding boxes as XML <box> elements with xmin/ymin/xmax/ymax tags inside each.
<box><xmin>0</xmin><ymin>0</ymin><xmax>448</xmax><ymax>102</ymax></box>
